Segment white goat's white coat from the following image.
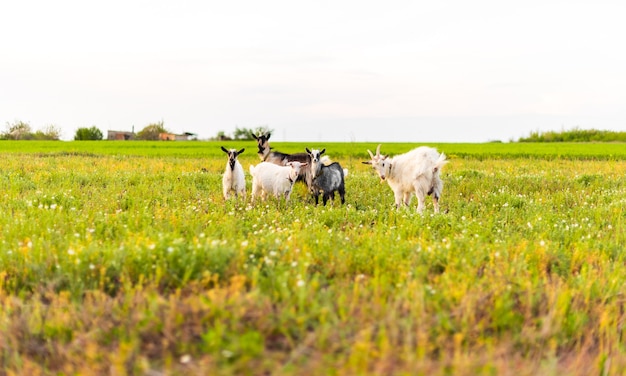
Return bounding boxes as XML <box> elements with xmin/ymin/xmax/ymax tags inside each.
<box><xmin>364</xmin><ymin>145</ymin><xmax>448</xmax><ymax>213</ymax></box>
<box><xmin>221</xmin><ymin>147</ymin><xmax>246</xmax><ymax>200</ymax></box>
<box><xmin>249</xmin><ymin>161</ymin><xmax>307</xmax><ymax>202</ymax></box>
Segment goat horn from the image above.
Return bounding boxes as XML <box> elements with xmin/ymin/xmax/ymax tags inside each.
<box><xmin>367</xmin><ymin>149</ymin><xmax>375</xmax><ymax>160</ymax></box>
<box><xmin>375</xmin><ymin>144</ymin><xmax>381</xmax><ymax>156</ymax></box>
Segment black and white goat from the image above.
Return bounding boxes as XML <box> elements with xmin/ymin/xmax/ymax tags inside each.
<box><xmin>363</xmin><ymin>144</ymin><xmax>448</xmax><ymax>213</ymax></box>
<box><xmin>306</xmin><ymin>148</ymin><xmax>346</xmax><ymax>206</ymax></box>
<box><xmin>221</xmin><ymin>146</ymin><xmax>246</xmax><ymax>200</ymax></box>
<box><xmin>252</xmin><ymin>132</ymin><xmax>313</xmax><ymax>191</ymax></box>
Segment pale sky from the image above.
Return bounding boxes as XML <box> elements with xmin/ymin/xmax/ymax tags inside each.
<box><xmin>2</xmin><ymin>0</ymin><xmax>625</xmax><ymax>142</ymax></box>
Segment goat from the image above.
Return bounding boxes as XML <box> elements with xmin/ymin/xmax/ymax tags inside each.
<box><xmin>249</xmin><ymin>161</ymin><xmax>308</xmax><ymax>203</ymax></box>
<box><xmin>363</xmin><ymin>144</ymin><xmax>448</xmax><ymax>213</ymax></box>
<box><xmin>221</xmin><ymin>146</ymin><xmax>246</xmax><ymax>200</ymax></box>
<box><xmin>252</xmin><ymin>131</ymin><xmax>313</xmax><ymax>191</ymax></box>
<box><xmin>306</xmin><ymin>148</ymin><xmax>346</xmax><ymax>206</ymax></box>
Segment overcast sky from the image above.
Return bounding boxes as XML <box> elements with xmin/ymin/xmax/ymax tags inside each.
<box><xmin>2</xmin><ymin>1</ymin><xmax>625</xmax><ymax>142</ymax></box>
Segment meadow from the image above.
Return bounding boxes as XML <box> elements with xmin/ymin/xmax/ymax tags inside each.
<box><xmin>1</xmin><ymin>140</ymin><xmax>625</xmax><ymax>375</ymax></box>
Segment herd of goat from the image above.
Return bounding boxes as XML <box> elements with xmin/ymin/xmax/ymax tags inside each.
<box><xmin>221</xmin><ymin>132</ymin><xmax>448</xmax><ymax>213</ymax></box>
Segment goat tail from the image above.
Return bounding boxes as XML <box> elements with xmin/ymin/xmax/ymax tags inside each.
<box><xmin>433</xmin><ymin>152</ymin><xmax>448</xmax><ymax>173</ymax></box>
<box><xmin>343</xmin><ymin>168</ymin><xmax>349</xmax><ymax>177</ymax></box>
<box><xmin>249</xmin><ymin>164</ymin><xmax>256</xmax><ymax>176</ymax></box>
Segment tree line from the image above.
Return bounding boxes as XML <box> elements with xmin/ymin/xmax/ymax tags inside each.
<box><xmin>2</xmin><ymin>120</ymin><xmax>271</xmax><ymax>141</ymax></box>
<box><xmin>1</xmin><ymin>121</ymin><xmax>62</xmax><ymax>140</ymax></box>
<box><xmin>519</xmin><ymin>127</ymin><xmax>626</xmax><ymax>142</ymax></box>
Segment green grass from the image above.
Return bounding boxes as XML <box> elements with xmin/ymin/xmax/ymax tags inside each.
<box><xmin>1</xmin><ymin>141</ymin><xmax>626</xmax><ymax>375</ymax></box>
<box><xmin>3</xmin><ymin>140</ymin><xmax>626</xmax><ymax>160</ymax></box>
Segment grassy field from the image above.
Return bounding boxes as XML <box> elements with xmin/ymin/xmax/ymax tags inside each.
<box><xmin>1</xmin><ymin>140</ymin><xmax>625</xmax><ymax>375</ymax></box>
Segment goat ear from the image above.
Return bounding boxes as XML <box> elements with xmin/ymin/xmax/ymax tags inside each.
<box><xmin>320</xmin><ymin>148</ymin><xmax>326</xmax><ymax>155</ymax></box>
<box><xmin>266</xmin><ymin>132</ymin><xmax>271</xmax><ymax>140</ymax></box>
<box><xmin>362</xmin><ymin>161</ymin><xmax>372</xmax><ymax>165</ymax></box>
<box><xmin>305</xmin><ymin>147</ymin><xmax>311</xmax><ymax>154</ymax></box>
<box><xmin>251</xmin><ymin>133</ymin><xmax>258</xmax><ymax>140</ymax></box>
<box><xmin>221</xmin><ymin>146</ymin><xmax>228</xmax><ymax>153</ymax></box>
<box><xmin>237</xmin><ymin>148</ymin><xmax>245</xmax><ymax>155</ymax></box>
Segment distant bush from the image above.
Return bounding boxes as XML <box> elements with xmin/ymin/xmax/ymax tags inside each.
<box><xmin>519</xmin><ymin>127</ymin><xmax>626</xmax><ymax>142</ymax></box>
<box><xmin>74</xmin><ymin>126</ymin><xmax>103</xmax><ymax>140</ymax></box>
<box><xmin>137</xmin><ymin>121</ymin><xmax>168</xmax><ymax>140</ymax></box>
<box><xmin>211</xmin><ymin>125</ymin><xmax>274</xmax><ymax>141</ymax></box>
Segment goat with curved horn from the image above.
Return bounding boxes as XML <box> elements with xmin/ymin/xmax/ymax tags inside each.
<box><xmin>362</xmin><ymin>144</ymin><xmax>448</xmax><ymax>213</ymax></box>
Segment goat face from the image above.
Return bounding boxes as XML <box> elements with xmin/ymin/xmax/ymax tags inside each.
<box><xmin>305</xmin><ymin>148</ymin><xmax>326</xmax><ymax>176</ymax></box>
<box><xmin>305</xmin><ymin>148</ymin><xmax>326</xmax><ymax>163</ymax></box>
<box><xmin>362</xmin><ymin>144</ymin><xmax>391</xmax><ymax>181</ymax></box>
<box><xmin>221</xmin><ymin>146</ymin><xmax>245</xmax><ymax>170</ymax></box>
<box><xmin>253</xmin><ymin>132</ymin><xmax>271</xmax><ymax>159</ymax></box>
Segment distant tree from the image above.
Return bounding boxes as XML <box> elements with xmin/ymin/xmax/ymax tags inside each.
<box><xmin>252</xmin><ymin>125</ymin><xmax>273</xmax><ymax>138</ymax></box>
<box><xmin>214</xmin><ymin>131</ymin><xmax>232</xmax><ymax>141</ymax></box>
<box><xmin>32</xmin><ymin>124</ymin><xmax>62</xmax><ymax>140</ymax></box>
<box><xmin>215</xmin><ymin>125</ymin><xmax>274</xmax><ymax>141</ymax></box>
<box><xmin>2</xmin><ymin>120</ymin><xmax>33</xmax><ymax>140</ymax></box>
<box><xmin>74</xmin><ymin>126</ymin><xmax>103</xmax><ymax>140</ymax></box>
<box><xmin>232</xmin><ymin>127</ymin><xmax>251</xmax><ymax>140</ymax></box>
<box><xmin>137</xmin><ymin>121</ymin><xmax>168</xmax><ymax>140</ymax></box>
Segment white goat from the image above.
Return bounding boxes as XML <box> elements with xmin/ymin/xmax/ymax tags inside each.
<box><xmin>249</xmin><ymin>161</ymin><xmax>308</xmax><ymax>202</ymax></box>
<box><xmin>363</xmin><ymin>144</ymin><xmax>448</xmax><ymax>213</ymax></box>
<box><xmin>221</xmin><ymin>146</ymin><xmax>246</xmax><ymax>200</ymax></box>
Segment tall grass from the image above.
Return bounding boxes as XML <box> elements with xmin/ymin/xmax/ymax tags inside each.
<box><xmin>1</xmin><ymin>142</ymin><xmax>625</xmax><ymax>374</ymax></box>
